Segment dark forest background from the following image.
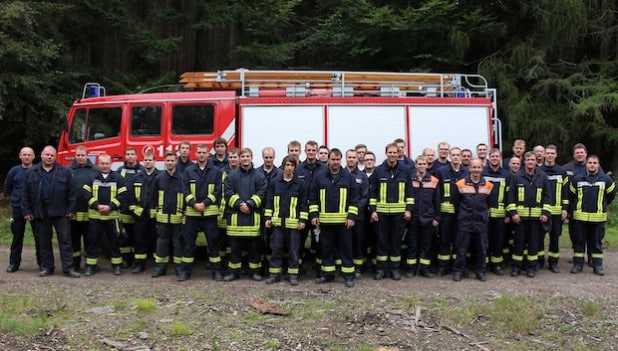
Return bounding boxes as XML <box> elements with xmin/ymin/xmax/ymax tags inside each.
<box><xmin>1</xmin><ymin>0</ymin><xmax>617</xmax><ymax>175</ymax></box>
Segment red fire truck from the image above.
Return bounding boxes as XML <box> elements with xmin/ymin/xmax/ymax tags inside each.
<box><xmin>57</xmin><ymin>69</ymin><xmax>501</xmax><ymax>168</ymax></box>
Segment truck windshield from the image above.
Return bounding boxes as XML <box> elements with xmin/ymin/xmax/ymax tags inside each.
<box><xmin>69</xmin><ymin>107</ymin><xmax>122</xmax><ymax>143</ymax></box>
<box><xmin>172</xmin><ymin>104</ymin><xmax>214</xmax><ymax>135</ymax></box>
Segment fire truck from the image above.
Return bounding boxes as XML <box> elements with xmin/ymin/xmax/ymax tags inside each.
<box><xmin>57</xmin><ymin>69</ymin><xmax>501</xmax><ymax>168</ymax></box>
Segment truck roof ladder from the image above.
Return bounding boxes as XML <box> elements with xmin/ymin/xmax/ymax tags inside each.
<box><xmin>179</xmin><ymin>69</ymin><xmax>490</xmax><ymax>98</ymax></box>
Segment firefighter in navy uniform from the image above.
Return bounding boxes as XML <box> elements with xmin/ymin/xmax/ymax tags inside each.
<box><xmin>406</xmin><ymin>155</ymin><xmax>440</xmax><ymax>278</ymax></box>
<box><xmin>309</xmin><ymin>148</ymin><xmax>360</xmax><ymax>288</ymax></box>
<box><xmin>481</xmin><ymin>148</ymin><xmax>511</xmax><ymax>275</ymax></box>
<box><xmin>117</xmin><ymin>147</ymin><xmax>145</xmax><ymax>269</ymax></box>
<box><xmin>506</xmin><ymin>152</ymin><xmax>552</xmax><ymax>278</ymax></box>
<box><xmin>345</xmin><ymin>149</ymin><xmax>370</xmax><ymax>278</ymax></box>
<box><xmin>264</xmin><ymin>155</ymin><xmax>308</xmax><ymax>285</ymax></box>
<box><xmin>182</xmin><ymin>144</ymin><xmax>223</xmax><ymax>281</ymax></box>
<box><xmin>452</xmin><ymin>159</ymin><xmax>494</xmax><ymax>282</ymax></box>
<box><xmin>368</xmin><ymin>143</ymin><xmax>413</xmax><ymax>281</ymax></box>
<box><xmin>295</xmin><ymin>140</ymin><xmax>327</xmax><ymax>273</ymax></box>
<box><xmin>435</xmin><ymin>147</ymin><xmax>469</xmax><ymax>276</ymax></box>
<box><xmin>223</xmin><ymin>148</ymin><xmax>267</xmax><ymax>282</ymax></box>
<box><xmin>82</xmin><ymin>154</ymin><xmax>128</xmax><ymax>276</ymax></box>
<box><xmin>69</xmin><ymin>145</ymin><xmax>99</xmax><ymax>270</ymax></box>
<box><xmin>151</xmin><ymin>152</ymin><xmax>185</xmax><ymax>279</ymax></box>
<box><xmin>538</xmin><ymin>144</ymin><xmax>569</xmax><ymax>273</ymax></box>
<box><xmin>129</xmin><ymin>152</ymin><xmax>159</xmax><ymax>274</ymax></box>
<box><xmin>568</xmin><ymin>155</ymin><xmax>615</xmax><ymax>276</ymax></box>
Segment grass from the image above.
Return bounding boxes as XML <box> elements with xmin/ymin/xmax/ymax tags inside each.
<box><xmin>0</xmin><ymin>293</ymin><xmax>50</xmax><ymax>336</ymax></box>
<box><xmin>133</xmin><ymin>298</ymin><xmax>157</xmax><ymax>312</ymax></box>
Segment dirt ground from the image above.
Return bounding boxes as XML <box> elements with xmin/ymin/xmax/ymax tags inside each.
<box><xmin>0</xmin><ymin>247</ymin><xmax>617</xmax><ymax>351</ymax></box>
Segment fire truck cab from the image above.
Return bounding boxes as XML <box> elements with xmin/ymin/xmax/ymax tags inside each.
<box><xmin>57</xmin><ymin>69</ymin><xmax>501</xmax><ymax>169</ymax></box>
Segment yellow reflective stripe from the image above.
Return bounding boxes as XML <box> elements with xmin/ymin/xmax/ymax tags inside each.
<box><xmin>88</xmin><ymin>210</ymin><xmax>120</xmax><ymax>220</ymax></box>
<box><xmin>339</xmin><ymin>188</ymin><xmax>347</xmax><ymax>214</ymax></box>
<box><xmin>376</xmin><ymin>203</ymin><xmax>407</xmax><ymax>213</ymax></box>
<box><xmin>443</xmin><ymin>183</ymin><xmax>450</xmax><ymax>198</ymax></box>
<box><xmin>573</xmin><ymin>211</ymin><xmax>608</xmax><ymax>222</ymax></box>
<box><xmin>597</xmin><ymin>183</ymin><xmax>605</xmax><ymax>215</ymax></box>
<box><xmin>514</xmin><ymin>206</ymin><xmax>543</xmax><ymax>217</ymax></box>
<box><xmin>274</xmin><ymin>195</ymin><xmax>280</xmax><ymax>219</ymax></box>
<box><xmin>348</xmin><ymin>205</ymin><xmax>358</xmax><ymax>216</ymax></box>
<box><xmin>319</xmin><ymin>189</ymin><xmax>326</xmax><ymax>210</ymax></box>
<box><xmin>250</xmin><ymin>195</ymin><xmax>262</xmax><ymax>208</ymax></box>
<box><xmin>134</xmin><ymin>183</ymin><xmax>142</xmax><ymax>201</ymax></box>
<box><xmin>398</xmin><ymin>182</ymin><xmax>405</xmax><ymax>204</ymax></box>
<box><xmin>290</xmin><ymin>196</ymin><xmax>298</xmax><ymax>220</ymax></box>
<box><xmin>318</xmin><ymin>213</ymin><xmax>348</xmax><ymax>223</ymax></box>
<box><xmin>299</xmin><ymin>211</ymin><xmax>308</xmax><ymax>220</ymax></box>
<box><xmin>489</xmin><ymin>208</ymin><xmax>506</xmax><ymax>217</ymax></box>
<box><xmin>74</xmin><ymin>212</ymin><xmax>89</xmax><ymax>221</ymax></box>
<box><xmin>607</xmin><ymin>182</ymin><xmax>615</xmax><ymax>193</ymax></box>
<box><xmin>497</xmin><ymin>180</ymin><xmax>505</xmax><ymax>204</ymax></box>
<box><xmin>156</xmin><ymin>213</ymin><xmax>183</xmax><ymax>224</ymax></box>
<box><xmin>518</xmin><ymin>186</ymin><xmax>524</xmax><ymax>202</ymax></box>
<box><xmin>190</xmin><ymin>183</ymin><xmax>196</xmax><ymax>200</ymax></box>
<box><xmin>207</xmin><ymin>183</ymin><xmax>216</xmax><ymax>203</ymax></box>
<box><xmin>536</xmin><ymin>188</ymin><xmax>542</xmax><ymax>203</ymax></box>
<box><xmin>228</xmin><ymin>194</ymin><xmax>240</xmax><ymax>207</ymax></box>
<box><xmin>264</xmin><ymin>209</ymin><xmax>273</xmax><ymax>217</ymax></box>
<box><xmin>440</xmin><ymin>203</ymin><xmax>455</xmax><ymax>213</ymax></box>
<box><xmin>158</xmin><ymin>190</ymin><xmax>164</xmax><ymax>208</ymax></box>
<box><xmin>309</xmin><ymin>204</ymin><xmax>319</xmax><ymax>213</ymax></box>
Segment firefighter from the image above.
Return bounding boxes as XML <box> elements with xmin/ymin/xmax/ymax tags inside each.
<box><xmin>296</xmin><ymin>140</ymin><xmax>327</xmax><ymax>274</ymax></box>
<box><xmin>481</xmin><ymin>148</ymin><xmax>510</xmax><ymax>275</ymax></box>
<box><xmin>460</xmin><ymin>149</ymin><xmax>473</xmax><ymax>170</ymax></box>
<box><xmin>362</xmin><ymin>151</ymin><xmax>378</xmax><ymax>271</ymax></box>
<box><xmin>182</xmin><ymin>144</ymin><xmax>223</xmax><ymax>281</ymax></box>
<box><xmin>82</xmin><ymin>154</ymin><xmax>128</xmax><ymax>276</ymax></box>
<box><xmin>130</xmin><ymin>152</ymin><xmax>159</xmax><ymax>274</ymax></box>
<box><xmin>21</xmin><ymin>146</ymin><xmax>80</xmax><ymax>278</ymax></box>
<box><xmin>435</xmin><ymin>147</ymin><xmax>469</xmax><ymax>276</ymax></box>
<box><xmin>4</xmin><ymin>146</ymin><xmax>38</xmax><ymax>273</ymax></box>
<box><xmin>287</xmin><ymin>140</ymin><xmax>302</xmax><ymax>164</ymax></box>
<box><xmin>476</xmin><ymin>143</ymin><xmax>488</xmax><ymax>166</ymax></box>
<box><xmin>354</xmin><ymin>144</ymin><xmax>368</xmax><ymax>171</ymax></box>
<box><xmin>452</xmin><ymin>159</ymin><xmax>494</xmax><ymax>282</ymax></box>
<box><xmin>346</xmin><ymin>149</ymin><xmax>369</xmax><ymax>278</ymax></box>
<box><xmin>151</xmin><ymin>152</ymin><xmax>185</xmax><ymax>279</ymax></box>
<box><xmin>217</xmin><ymin>147</ymin><xmax>240</xmax><ymax>269</ymax></box>
<box><xmin>568</xmin><ymin>155</ymin><xmax>615</xmax><ymax>276</ymax></box>
<box><xmin>506</xmin><ymin>152</ymin><xmax>552</xmax><ymax>278</ymax></box>
<box><xmin>257</xmin><ymin>147</ymin><xmax>283</xmax><ymax>269</ymax></box>
<box><xmin>264</xmin><ymin>155</ymin><xmax>308</xmax><ymax>285</ymax></box>
<box><xmin>369</xmin><ymin>143</ymin><xmax>413</xmax><ymax>281</ymax></box>
<box><xmin>317</xmin><ymin>145</ymin><xmax>329</xmax><ymax>164</ymax></box>
<box><xmin>176</xmin><ymin>140</ymin><xmax>194</xmax><ymax>174</ymax></box>
<box><xmin>394</xmin><ymin>138</ymin><xmax>416</xmax><ymax>169</ymax></box>
<box><xmin>406</xmin><ymin>155</ymin><xmax>440</xmax><ymax>278</ymax></box>
<box><xmin>210</xmin><ymin>137</ymin><xmax>229</xmax><ymax>170</ymax></box>
<box><xmin>538</xmin><ymin>144</ymin><xmax>569</xmax><ymax>272</ymax></box>
<box><xmin>422</xmin><ymin>147</ymin><xmax>438</xmax><ymax>176</ymax></box>
<box><xmin>223</xmin><ymin>148</ymin><xmax>267</xmax><ymax>282</ymax></box>
<box><xmin>69</xmin><ymin>145</ymin><xmax>99</xmax><ymax>270</ymax></box>
<box><xmin>310</xmin><ymin>148</ymin><xmax>360</xmax><ymax>288</ymax></box>
<box><xmin>503</xmin><ymin>138</ymin><xmax>526</xmax><ymax>169</ymax></box>
<box><xmin>435</xmin><ymin>142</ymin><xmax>451</xmax><ymax>169</ymax></box>
<box><xmin>117</xmin><ymin>147</ymin><xmax>145</xmax><ymax>269</ymax></box>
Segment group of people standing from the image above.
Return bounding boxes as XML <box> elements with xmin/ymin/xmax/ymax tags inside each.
<box><xmin>3</xmin><ymin>137</ymin><xmax>614</xmax><ymax>286</ymax></box>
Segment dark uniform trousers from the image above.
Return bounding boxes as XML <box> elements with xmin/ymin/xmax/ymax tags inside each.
<box><xmin>184</xmin><ymin>217</ymin><xmax>221</xmax><ymax>274</ymax></box>
<box><xmin>512</xmin><ymin>220</ymin><xmax>540</xmax><ymax>271</ymax></box>
<box><xmin>375</xmin><ymin>214</ymin><xmax>405</xmax><ymax>272</ymax></box>
<box><xmin>33</xmin><ymin>209</ymin><xmax>73</xmax><ymax>273</ymax></box>
<box><xmin>488</xmin><ymin>218</ymin><xmax>506</xmax><ymax>268</ymax></box>
<box><xmin>351</xmin><ymin>220</ymin><xmax>366</xmax><ymax>271</ymax></box>
<box><xmin>437</xmin><ymin>213</ymin><xmax>457</xmax><ymax>269</ymax></box>
<box><xmin>453</xmin><ymin>230</ymin><xmax>488</xmax><ymax>274</ymax></box>
<box><xmin>228</xmin><ymin>237</ymin><xmax>262</xmax><ymax>275</ymax></box>
<box><xmin>10</xmin><ymin>207</ymin><xmax>40</xmax><ymax>269</ymax></box>
<box><xmin>406</xmin><ymin>219</ymin><xmax>434</xmax><ymax>274</ymax></box>
<box><xmin>133</xmin><ymin>216</ymin><xmax>157</xmax><ymax>266</ymax></box>
<box><xmin>573</xmin><ymin>221</ymin><xmax>604</xmax><ymax>267</ymax></box>
<box><xmin>71</xmin><ymin>220</ymin><xmax>90</xmax><ymax>267</ymax></box>
<box><xmin>269</xmin><ymin>227</ymin><xmax>301</xmax><ymax>277</ymax></box>
<box><xmin>539</xmin><ymin>215</ymin><xmax>562</xmax><ymax>266</ymax></box>
<box><xmin>155</xmin><ymin>223</ymin><xmax>183</xmax><ymax>271</ymax></box>
<box><xmin>86</xmin><ymin>218</ymin><xmax>123</xmax><ymax>267</ymax></box>
<box><xmin>320</xmin><ymin>224</ymin><xmax>354</xmax><ymax>280</ymax></box>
